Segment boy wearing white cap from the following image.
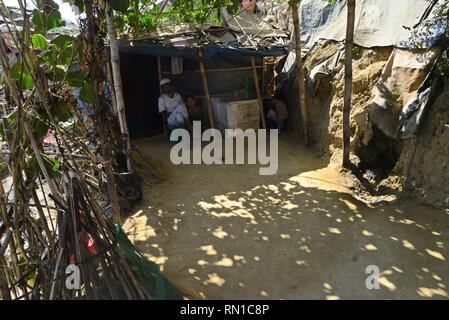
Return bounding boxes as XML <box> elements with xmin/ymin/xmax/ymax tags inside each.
<box><xmin>158</xmin><ymin>78</ymin><xmax>191</xmax><ymax>131</ymax></box>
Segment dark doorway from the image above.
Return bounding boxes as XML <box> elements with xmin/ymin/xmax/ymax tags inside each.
<box><xmin>120</xmin><ymin>53</ymin><xmax>163</xmax><ymax>139</ymax></box>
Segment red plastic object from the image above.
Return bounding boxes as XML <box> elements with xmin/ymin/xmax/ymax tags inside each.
<box><xmin>85</xmin><ymin>233</ymin><xmax>97</xmax><ymax>255</ymax></box>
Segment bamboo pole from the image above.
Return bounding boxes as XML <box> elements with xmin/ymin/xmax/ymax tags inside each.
<box><xmin>106</xmin><ymin>61</ymin><xmax>119</xmax><ymax>116</ymax></box>
<box><xmin>262</xmin><ymin>56</ymin><xmax>266</xmax><ymax>96</ymax></box>
<box><xmin>48</xmin><ymin>247</ymin><xmax>63</xmax><ymax>300</ymax></box>
<box><xmin>85</xmin><ymin>0</ymin><xmax>121</xmax><ymax>226</ymax></box>
<box><xmin>157</xmin><ymin>56</ymin><xmax>168</xmax><ymax>137</ymax></box>
<box><xmin>251</xmin><ymin>56</ymin><xmax>266</xmax><ymax>129</ymax></box>
<box><xmin>199</xmin><ymin>62</ymin><xmax>215</xmax><ymax>129</ymax></box>
<box><xmin>292</xmin><ymin>4</ymin><xmax>309</xmax><ymax>146</ymax></box>
<box><xmin>0</xmin><ymin>174</ymin><xmax>22</xmax><ymax>298</ymax></box>
<box><xmin>343</xmin><ymin>0</ymin><xmax>356</xmax><ymax>168</ymax></box>
<box><xmin>0</xmin><ymin>30</ymin><xmax>62</xmax><ymax>204</ymax></box>
<box><xmin>31</xmin><ymin>188</ymin><xmax>55</xmax><ymax>247</ymax></box>
<box><xmin>105</xmin><ymin>2</ymin><xmax>132</xmax><ymax>172</ymax></box>
<box><xmin>0</xmin><ymin>256</ymin><xmax>11</xmax><ymax>300</ymax></box>
<box><xmin>0</xmin><ymin>1</ymin><xmax>153</xmax><ymax>300</ymax></box>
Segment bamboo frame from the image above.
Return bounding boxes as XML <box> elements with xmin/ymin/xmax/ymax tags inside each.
<box><xmin>292</xmin><ymin>4</ymin><xmax>309</xmax><ymax>146</ymax></box>
<box><xmin>161</xmin><ymin>65</ymin><xmax>263</xmax><ymax>75</ymax></box>
<box><xmin>157</xmin><ymin>56</ymin><xmax>168</xmax><ymax>136</ymax></box>
<box><xmin>199</xmin><ymin>62</ymin><xmax>215</xmax><ymax>130</ymax></box>
<box><xmin>343</xmin><ymin>0</ymin><xmax>356</xmax><ymax>168</ymax></box>
<box><xmin>106</xmin><ymin>61</ymin><xmax>119</xmax><ymax>116</ymax></box>
<box><xmin>0</xmin><ymin>2</ymin><xmax>158</xmax><ymax>301</ymax></box>
<box><xmin>251</xmin><ymin>56</ymin><xmax>266</xmax><ymax>129</ymax></box>
<box><xmin>105</xmin><ymin>3</ymin><xmax>133</xmax><ymax>173</ymax></box>
<box><xmin>262</xmin><ymin>57</ymin><xmax>266</xmax><ymax>96</ymax></box>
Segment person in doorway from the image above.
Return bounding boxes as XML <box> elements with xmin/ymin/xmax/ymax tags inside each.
<box><xmin>185</xmin><ymin>95</ymin><xmax>205</xmax><ymax>129</ymax></box>
<box><xmin>158</xmin><ymin>78</ymin><xmax>192</xmax><ymax>132</ymax></box>
<box><xmin>264</xmin><ymin>96</ymin><xmax>289</xmax><ymax>130</ymax></box>
<box><xmin>272</xmin><ymin>96</ymin><xmax>289</xmax><ymax>130</ymax></box>
<box><xmin>265</xmin><ymin>100</ymin><xmax>278</xmax><ymax>130</ymax></box>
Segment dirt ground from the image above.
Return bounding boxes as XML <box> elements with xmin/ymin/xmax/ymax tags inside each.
<box><xmin>122</xmin><ymin>133</ymin><xmax>449</xmax><ymax>300</ymax></box>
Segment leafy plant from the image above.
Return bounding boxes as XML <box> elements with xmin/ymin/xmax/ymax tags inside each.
<box><xmin>110</xmin><ymin>0</ymin><xmax>241</xmax><ymax>36</ymax></box>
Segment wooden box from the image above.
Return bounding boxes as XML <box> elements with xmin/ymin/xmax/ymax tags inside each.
<box><xmin>226</xmin><ymin>99</ymin><xmax>260</xmax><ymax>130</ymax></box>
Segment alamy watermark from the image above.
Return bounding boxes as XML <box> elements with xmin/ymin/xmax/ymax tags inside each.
<box><xmin>65</xmin><ymin>264</ymin><xmax>80</xmax><ymax>290</ymax></box>
<box><xmin>365</xmin><ymin>265</ymin><xmax>380</xmax><ymax>290</ymax></box>
<box><xmin>169</xmin><ymin>121</ymin><xmax>279</xmax><ymax>175</ymax></box>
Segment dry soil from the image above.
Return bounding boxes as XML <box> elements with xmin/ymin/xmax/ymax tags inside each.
<box><xmin>123</xmin><ymin>134</ymin><xmax>449</xmax><ymax>299</ymax></box>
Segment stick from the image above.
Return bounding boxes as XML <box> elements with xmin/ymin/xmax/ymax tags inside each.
<box><xmin>105</xmin><ymin>2</ymin><xmax>132</xmax><ymax>172</ymax></box>
<box><xmin>0</xmin><ymin>255</ymin><xmax>11</xmax><ymax>300</ymax></box>
<box><xmin>157</xmin><ymin>56</ymin><xmax>168</xmax><ymax>137</ymax></box>
<box><xmin>49</xmin><ymin>248</ymin><xmax>63</xmax><ymax>300</ymax></box>
<box><xmin>343</xmin><ymin>0</ymin><xmax>356</xmax><ymax>168</ymax></box>
<box><xmin>199</xmin><ymin>62</ymin><xmax>215</xmax><ymax>129</ymax></box>
<box><xmin>292</xmin><ymin>4</ymin><xmax>309</xmax><ymax>146</ymax></box>
<box><xmin>251</xmin><ymin>56</ymin><xmax>266</xmax><ymax>129</ymax></box>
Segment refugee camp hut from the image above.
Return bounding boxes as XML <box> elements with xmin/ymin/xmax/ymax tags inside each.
<box><xmin>115</xmin><ymin>10</ymin><xmax>289</xmax><ymax>138</ymax></box>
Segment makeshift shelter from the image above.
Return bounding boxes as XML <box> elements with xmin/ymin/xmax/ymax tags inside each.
<box><xmin>115</xmin><ymin>10</ymin><xmax>288</xmax><ymax>138</ymax></box>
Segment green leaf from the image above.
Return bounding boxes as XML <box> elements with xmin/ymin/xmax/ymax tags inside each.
<box><xmin>11</xmin><ymin>61</ymin><xmax>34</xmax><ymax>90</ymax></box>
<box><xmin>79</xmin><ymin>81</ymin><xmax>95</xmax><ymax>104</ymax></box>
<box><xmin>37</xmin><ymin>49</ymin><xmax>54</xmax><ymax>63</ymax></box>
<box><xmin>111</xmin><ymin>0</ymin><xmax>130</xmax><ymax>13</ymax></box>
<box><xmin>53</xmin><ymin>100</ymin><xmax>73</xmax><ymax>122</ymax></box>
<box><xmin>46</xmin><ymin>10</ymin><xmax>62</xmax><ymax>30</ymax></box>
<box><xmin>51</xmin><ymin>34</ymin><xmax>73</xmax><ymax>49</ymax></box>
<box><xmin>0</xmin><ymin>122</ymin><xmax>5</xmax><ymax>138</ymax></box>
<box><xmin>31</xmin><ymin>115</ymin><xmax>49</xmax><ymax>141</ymax></box>
<box><xmin>31</xmin><ymin>34</ymin><xmax>49</xmax><ymax>50</ymax></box>
<box><xmin>27</xmin><ymin>154</ymin><xmax>61</xmax><ymax>179</ymax></box>
<box><xmin>57</xmin><ymin>45</ymin><xmax>74</xmax><ymax>65</ymax></box>
<box><xmin>32</xmin><ymin>4</ymin><xmax>62</xmax><ymax>31</ymax></box>
<box><xmin>67</xmin><ymin>70</ymin><xmax>87</xmax><ymax>87</ymax></box>
<box><xmin>32</xmin><ymin>9</ymin><xmax>43</xmax><ymax>28</ymax></box>
<box><xmin>46</xmin><ymin>66</ymin><xmax>65</xmax><ymax>82</ymax></box>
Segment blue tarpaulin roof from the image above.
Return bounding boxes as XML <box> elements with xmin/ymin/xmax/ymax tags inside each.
<box><xmin>118</xmin><ymin>41</ymin><xmax>288</xmax><ymax>61</ymax></box>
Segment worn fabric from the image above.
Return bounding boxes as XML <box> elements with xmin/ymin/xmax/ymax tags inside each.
<box><xmin>167</xmin><ymin>104</ymin><xmax>189</xmax><ymax>127</ymax></box>
<box><xmin>158</xmin><ymin>92</ymin><xmax>183</xmax><ymax>113</ymax></box>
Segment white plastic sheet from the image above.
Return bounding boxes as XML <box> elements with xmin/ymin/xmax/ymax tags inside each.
<box><xmin>298</xmin><ymin>0</ymin><xmax>437</xmax><ymax>50</ymax></box>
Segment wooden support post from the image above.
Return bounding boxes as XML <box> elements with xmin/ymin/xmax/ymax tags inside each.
<box><xmin>157</xmin><ymin>56</ymin><xmax>168</xmax><ymax>136</ymax></box>
<box><xmin>292</xmin><ymin>4</ymin><xmax>309</xmax><ymax>146</ymax></box>
<box><xmin>251</xmin><ymin>56</ymin><xmax>266</xmax><ymax>129</ymax></box>
<box><xmin>105</xmin><ymin>2</ymin><xmax>132</xmax><ymax>172</ymax></box>
<box><xmin>199</xmin><ymin>62</ymin><xmax>215</xmax><ymax>129</ymax></box>
<box><xmin>343</xmin><ymin>0</ymin><xmax>356</xmax><ymax>168</ymax></box>
<box><xmin>262</xmin><ymin>56</ymin><xmax>266</xmax><ymax>96</ymax></box>
<box><xmin>0</xmin><ymin>255</ymin><xmax>11</xmax><ymax>300</ymax></box>
<box><xmin>106</xmin><ymin>61</ymin><xmax>119</xmax><ymax>116</ymax></box>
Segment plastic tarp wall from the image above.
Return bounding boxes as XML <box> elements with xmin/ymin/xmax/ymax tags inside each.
<box><xmin>298</xmin><ymin>0</ymin><xmax>438</xmax><ymax>50</ymax></box>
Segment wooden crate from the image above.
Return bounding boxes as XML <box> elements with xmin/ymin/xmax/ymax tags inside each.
<box><xmin>227</xmin><ymin>99</ymin><xmax>260</xmax><ymax>130</ymax></box>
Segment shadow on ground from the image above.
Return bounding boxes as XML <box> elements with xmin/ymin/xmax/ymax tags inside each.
<box><xmin>123</xmin><ymin>134</ymin><xmax>449</xmax><ymax>300</ymax></box>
